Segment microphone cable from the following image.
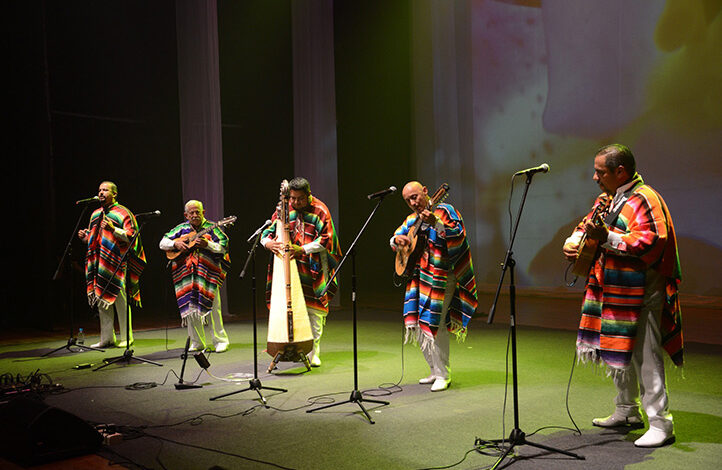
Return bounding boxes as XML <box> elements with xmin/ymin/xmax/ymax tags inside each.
<box><xmin>364</xmin><ymin>320</ymin><xmax>406</xmax><ymax>397</ymax></box>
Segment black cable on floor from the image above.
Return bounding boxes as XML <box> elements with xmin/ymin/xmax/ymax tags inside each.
<box><xmin>364</xmin><ymin>320</ymin><xmax>406</xmax><ymax>397</ymax></box>
<box><xmin>135</xmin><ymin>429</ymin><xmax>297</xmax><ymax>470</ymax></box>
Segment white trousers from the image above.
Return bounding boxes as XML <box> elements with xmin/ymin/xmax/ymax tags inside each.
<box><xmin>307</xmin><ymin>308</ymin><xmax>325</xmax><ymax>360</ymax></box>
<box><xmin>612</xmin><ymin>270</ymin><xmax>673</xmax><ymax>433</ymax></box>
<box><xmin>98</xmin><ymin>284</ymin><xmax>132</xmax><ymax>345</ymax></box>
<box><xmin>187</xmin><ymin>294</ymin><xmax>228</xmax><ymax>348</ymax></box>
<box><xmin>420</xmin><ymin>274</ymin><xmax>455</xmax><ymax>380</ymax></box>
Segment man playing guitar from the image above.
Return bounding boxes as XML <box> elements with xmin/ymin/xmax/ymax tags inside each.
<box><xmin>390</xmin><ymin>181</ymin><xmax>478</xmax><ymax>392</ymax></box>
<box><xmin>159</xmin><ymin>200</ymin><xmax>232</xmax><ymax>353</ymax></box>
<box><xmin>562</xmin><ymin>144</ymin><xmax>682</xmax><ymax>448</ymax></box>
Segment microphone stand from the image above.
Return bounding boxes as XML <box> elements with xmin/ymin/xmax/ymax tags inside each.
<box><xmin>306</xmin><ymin>195</ymin><xmax>390</xmax><ymax>424</ymax></box>
<box><xmin>44</xmin><ymin>202</ymin><xmax>106</xmax><ymax>356</ymax></box>
<box><xmin>483</xmin><ymin>173</ymin><xmax>584</xmax><ymax>468</ymax></box>
<box><xmin>94</xmin><ymin>219</ymin><xmax>162</xmax><ymax>371</ymax></box>
<box><xmin>210</xmin><ymin>225</ymin><xmax>286</xmax><ymax>405</ymax></box>
<box><xmin>175</xmin><ymin>336</ymin><xmax>202</xmax><ymax>389</ymax></box>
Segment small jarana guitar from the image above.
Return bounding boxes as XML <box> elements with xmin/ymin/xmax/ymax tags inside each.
<box><xmin>165</xmin><ymin>216</ymin><xmax>237</xmax><ymax>260</ymax></box>
<box><xmin>394</xmin><ymin>183</ymin><xmax>450</xmax><ymax>278</ymax></box>
<box><xmin>571</xmin><ymin>196</ymin><xmax>611</xmax><ymax>277</ymax></box>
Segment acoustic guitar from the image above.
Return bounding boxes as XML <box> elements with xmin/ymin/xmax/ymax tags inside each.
<box><xmin>165</xmin><ymin>216</ymin><xmax>237</xmax><ymax>260</ymax></box>
<box><xmin>571</xmin><ymin>196</ymin><xmax>611</xmax><ymax>277</ymax></box>
<box><xmin>394</xmin><ymin>183</ymin><xmax>450</xmax><ymax>278</ymax></box>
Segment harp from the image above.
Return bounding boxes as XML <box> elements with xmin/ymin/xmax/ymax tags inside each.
<box><xmin>266</xmin><ymin>180</ymin><xmax>313</xmax><ymax>372</ymax></box>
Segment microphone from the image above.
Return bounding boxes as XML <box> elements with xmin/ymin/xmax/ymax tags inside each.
<box><xmin>135</xmin><ymin>210</ymin><xmax>161</xmax><ymax>218</ymax></box>
<box><xmin>514</xmin><ymin>163</ymin><xmax>550</xmax><ymax>176</ymax></box>
<box><xmin>367</xmin><ymin>186</ymin><xmax>397</xmax><ymax>200</ymax></box>
<box><xmin>247</xmin><ymin>219</ymin><xmax>273</xmax><ymax>243</ymax></box>
<box><xmin>76</xmin><ymin>196</ymin><xmax>100</xmax><ymax>205</ymax></box>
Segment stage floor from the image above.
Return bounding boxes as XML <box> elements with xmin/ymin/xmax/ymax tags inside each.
<box><xmin>1</xmin><ymin>307</ymin><xmax>721</xmax><ymax>470</ymax></box>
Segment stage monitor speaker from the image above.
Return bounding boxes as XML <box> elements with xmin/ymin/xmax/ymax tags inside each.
<box><xmin>0</xmin><ymin>396</ymin><xmax>102</xmax><ymax>466</ymax></box>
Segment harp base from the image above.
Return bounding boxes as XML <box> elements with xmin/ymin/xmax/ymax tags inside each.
<box><xmin>267</xmin><ymin>341</ymin><xmax>313</xmax><ymax>373</ymax></box>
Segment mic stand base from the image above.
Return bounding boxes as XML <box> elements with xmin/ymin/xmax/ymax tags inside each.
<box><xmin>307</xmin><ymin>390</ymin><xmax>388</xmax><ymax>424</ymax></box>
<box><xmin>175</xmin><ymin>382</ymin><xmax>203</xmax><ymax>390</ymax></box>
<box><xmin>92</xmin><ymin>220</ymin><xmax>162</xmax><ymax>372</ymax></box>
<box><xmin>175</xmin><ymin>337</ymin><xmax>202</xmax><ymax>389</ymax></box>
<box><xmin>93</xmin><ymin>348</ymin><xmax>162</xmax><ymax>371</ymax></box>
<box><xmin>210</xmin><ymin>378</ymin><xmax>287</xmax><ymax>407</ymax></box>
<box><xmin>43</xmin><ymin>336</ymin><xmax>106</xmax><ymax>357</ymax></box>
<box><xmin>482</xmin><ymin>168</ymin><xmax>587</xmax><ymax>467</ymax></box>
<box><xmin>209</xmin><ymin>238</ymin><xmax>287</xmax><ymax>407</ymax></box>
<box><xmin>486</xmin><ymin>428</ymin><xmax>584</xmax><ymax>469</ymax></box>
<box><xmin>306</xmin><ymin>246</ymin><xmax>390</xmax><ymax>424</ymax></box>
<box><xmin>47</xmin><ymin>202</ymin><xmax>95</xmax><ymax>358</ymax></box>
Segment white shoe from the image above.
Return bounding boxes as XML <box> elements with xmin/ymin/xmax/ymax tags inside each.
<box><xmin>90</xmin><ymin>341</ymin><xmax>114</xmax><ymax>349</ymax></box>
<box><xmin>214</xmin><ymin>342</ymin><xmax>229</xmax><ymax>353</ymax></box>
<box><xmin>310</xmin><ymin>355</ymin><xmax>322</xmax><ymax>367</ymax></box>
<box><xmin>430</xmin><ymin>377</ymin><xmax>450</xmax><ymax>392</ymax></box>
<box><xmin>418</xmin><ymin>375</ymin><xmax>437</xmax><ymax>384</ymax></box>
<box><xmin>188</xmin><ymin>342</ymin><xmax>203</xmax><ymax>352</ymax></box>
<box><xmin>592</xmin><ymin>412</ymin><xmax>644</xmax><ymax>428</ymax></box>
<box><xmin>634</xmin><ymin>428</ymin><xmax>675</xmax><ymax>447</ymax></box>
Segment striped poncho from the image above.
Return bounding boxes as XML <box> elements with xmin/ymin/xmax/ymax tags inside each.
<box><xmin>85</xmin><ymin>203</ymin><xmax>146</xmax><ymax>309</ymax></box>
<box><xmin>394</xmin><ymin>202</ymin><xmax>478</xmax><ymax>343</ymax></box>
<box><xmin>575</xmin><ymin>174</ymin><xmax>683</xmax><ymax>370</ymax></box>
<box><xmin>262</xmin><ymin>196</ymin><xmax>341</xmax><ymax>314</ymax></box>
<box><xmin>164</xmin><ymin>221</ymin><xmax>230</xmax><ymax>321</ymax></box>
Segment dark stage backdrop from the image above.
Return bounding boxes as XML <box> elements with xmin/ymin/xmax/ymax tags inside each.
<box><xmin>216</xmin><ymin>0</ymin><xmax>295</xmax><ymax>316</ymax></box>
<box><xmin>9</xmin><ymin>0</ymin><xmax>415</xmax><ymax>331</ymax></box>
<box><xmin>8</xmin><ymin>1</ymin><xmax>183</xmax><ymax>330</ymax></box>
<box><xmin>333</xmin><ymin>1</ymin><xmax>414</xmax><ymax>307</ymax></box>
<box><xmin>8</xmin><ymin>1</ymin><xmax>720</xmax><ymax>332</ymax></box>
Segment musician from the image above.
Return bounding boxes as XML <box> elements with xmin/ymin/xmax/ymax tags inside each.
<box><xmin>390</xmin><ymin>181</ymin><xmax>478</xmax><ymax>392</ymax></box>
<box><xmin>77</xmin><ymin>181</ymin><xmax>146</xmax><ymax>348</ymax></box>
<box><xmin>159</xmin><ymin>200</ymin><xmax>231</xmax><ymax>353</ymax></box>
<box><xmin>261</xmin><ymin>177</ymin><xmax>341</xmax><ymax>367</ymax></box>
<box><xmin>563</xmin><ymin>144</ymin><xmax>682</xmax><ymax>447</ymax></box>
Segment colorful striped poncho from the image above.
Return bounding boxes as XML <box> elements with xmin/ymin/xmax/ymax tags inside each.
<box><xmin>164</xmin><ymin>221</ymin><xmax>230</xmax><ymax>321</ymax></box>
<box><xmin>575</xmin><ymin>174</ymin><xmax>683</xmax><ymax>371</ymax></box>
<box><xmin>262</xmin><ymin>196</ymin><xmax>341</xmax><ymax>314</ymax></box>
<box><xmin>394</xmin><ymin>202</ymin><xmax>478</xmax><ymax>343</ymax></box>
<box><xmin>85</xmin><ymin>203</ymin><xmax>146</xmax><ymax>309</ymax></box>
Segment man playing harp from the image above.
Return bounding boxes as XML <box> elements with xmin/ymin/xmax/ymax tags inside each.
<box><xmin>261</xmin><ymin>177</ymin><xmax>341</xmax><ymax>367</ymax></box>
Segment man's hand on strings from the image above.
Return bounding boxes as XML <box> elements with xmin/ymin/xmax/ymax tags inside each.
<box><xmin>266</xmin><ymin>240</ymin><xmax>287</xmax><ymax>256</ymax></box>
<box><xmin>289</xmin><ymin>244</ymin><xmax>304</xmax><ymax>259</ymax></box>
<box><xmin>563</xmin><ymin>241</ymin><xmax>579</xmax><ymax>262</ymax></box>
<box><xmin>394</xmin><ymin>234</ymin><xmax>411</xmax><ymax>250</ymax></box>
<box><xmin>173</xmin><ymin>239</ymin><xmax>190</xmax><ymax>252</ymax></box>
<box><xmin>419</xmin><ymin>209</ymin><xmax>437</xmax><ymax>225</ymax></box>
<box><xmin>584</xmin><ymin>219</ymin><xmax>609</xmax><ymax>242</ymax></box>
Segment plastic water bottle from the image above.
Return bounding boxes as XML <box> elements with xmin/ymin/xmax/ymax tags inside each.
<box><xmin>77</xmin><ymin>328</ymin><xmax>85</xmax><ymax>345</ymax></box>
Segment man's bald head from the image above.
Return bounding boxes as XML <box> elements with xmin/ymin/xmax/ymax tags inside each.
<box><xmin>402</xmin><ymin>181</ymin><xmax>423</xmax><ymax>196</ymax></box>
<box><xmin>402</xmin><ymin>181</ymin><xmax>429</xmax><ymax>214</ymax></box>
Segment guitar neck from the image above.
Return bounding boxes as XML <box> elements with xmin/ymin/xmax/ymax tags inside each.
<box><xmin>192</xmin><ymin>223</ymin><xmax>216</xmax><ymax>240</ymax></box>
<box><xmin>413</xmin><ymin>198</ymin><xmax>445</xmax><ymax>225</ymax></box>
<box><xmin>410</xmin><ymin>214</ymin><xmax>424</xmax><ymax>233</ymax></box>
